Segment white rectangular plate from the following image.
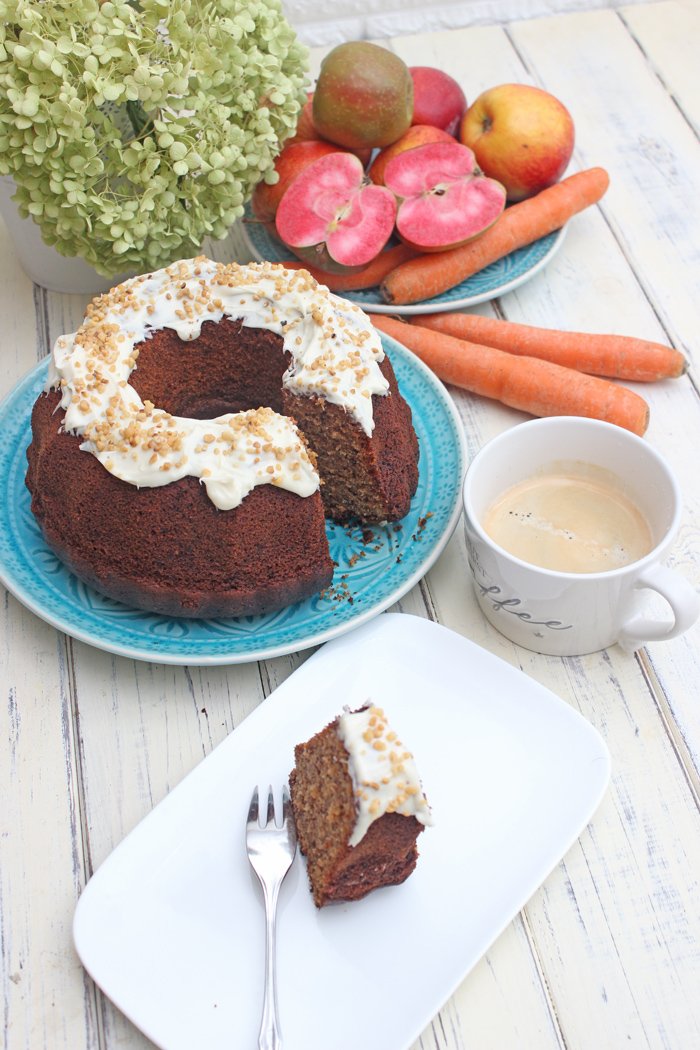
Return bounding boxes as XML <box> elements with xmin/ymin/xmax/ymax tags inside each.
<box><xmin>73</xmin><ymin>613</ymin><xmax>610</xmax><ymax>1050</ymax></box>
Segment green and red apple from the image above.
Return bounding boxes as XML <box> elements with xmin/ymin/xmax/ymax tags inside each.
<box><xmin>312</xmin><ymin>41</ymin><xmax>413</xmax><ymax>150</ymax></box>
<box><xmin>285</xmin><ymin>92</ymin><xmax>373</xmax><ymax>166</ymax></box>
<box><xmin>460</xmin><ymin>83</ymin><xmax>575</xmax><ymax>201</ymax></box>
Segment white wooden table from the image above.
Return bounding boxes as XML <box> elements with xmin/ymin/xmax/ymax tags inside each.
<box><xmin>2</xmin><ymin>4</ymin><xmax>700</xmax><ymax>1048</ymax></box>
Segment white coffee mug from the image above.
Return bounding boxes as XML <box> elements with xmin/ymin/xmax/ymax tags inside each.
<box><xmin>462</xmin><ymin>417</ymin><xmax>700</xmax><ymax>656</ymax></box>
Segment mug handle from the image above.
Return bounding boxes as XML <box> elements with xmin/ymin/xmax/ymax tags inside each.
<box><xmin>618</xmin><ymin>563</ymin><xmax>700</xmax><ymax>652</ymax></box>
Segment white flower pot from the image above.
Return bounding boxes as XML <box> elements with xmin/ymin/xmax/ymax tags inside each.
<box><xmin>0</xmin><ymin>175</ymin><xmax>133</xmax><ymax>295</ymax></box>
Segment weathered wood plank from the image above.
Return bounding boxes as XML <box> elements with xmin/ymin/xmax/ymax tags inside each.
<box><xmin>512</xmin><ymin>8</ymin><xmax>700</xmax><ymax>368</ymax></box>
<box><xmin>0</xmin><ymin>597</ymin><xmax>95</xmax><ymax>1050</ymax></box>
<box><xmin>0</xmin><ymin>218</ymin><xmax>99</xmax><ymax>1050</ymax></box>
<box><xmin>622</xmin><ymin>0</ymin><xmax>700</xmax><ymax>136</ymax></box>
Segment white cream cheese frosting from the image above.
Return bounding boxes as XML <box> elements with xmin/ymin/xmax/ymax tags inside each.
<box><xmin>47</xmin><ymin>257</ymin><xmax>390</xmax><ymax>511</ymax></box>
<box><xmin>337</xmin><ymin>704</ymin><xmax>433</xmax><ymax>847</ymax></box>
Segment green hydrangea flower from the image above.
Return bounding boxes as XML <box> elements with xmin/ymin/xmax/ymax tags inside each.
<box><xmin>0</xmin><ymin>0</ymin><xmax>308</xmax><ymax>275</ymax></box>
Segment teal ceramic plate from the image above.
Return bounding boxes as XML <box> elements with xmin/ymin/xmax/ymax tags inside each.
<box><xmin>0</xmin><ymin>336</ymin><xmax>466</xmax><ymax>665</ymax></box>
<box><xmin>240</xmin><ymin>205</ymin><xmax>567</xmax><ymax>315</ymax></box>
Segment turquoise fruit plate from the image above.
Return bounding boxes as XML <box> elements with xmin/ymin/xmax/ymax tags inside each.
<box><xmin>240</xmin><ymin>205</ymin><xmax>566</xmax><ymax>315</ymax></box>
<box><xmin>0</xmin><ymin>335</ymin><xmax>466</xmax><ymax>665</ymax></box>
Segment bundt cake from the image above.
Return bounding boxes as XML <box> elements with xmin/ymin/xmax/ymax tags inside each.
<box><xmin>289</xmin><ymin>704</ymin><xmax>433</xmax><ymax>907</ymax></box>
<box><xmin>25</xmin><ymin>258</ymin><xmax>419</xmax><ymax>618</ymax></box>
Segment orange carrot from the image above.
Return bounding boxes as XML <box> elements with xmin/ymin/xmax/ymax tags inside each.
<box><xmin>372</xmin><ymin>314</ymin><xmax>649</xmax><ymax>435</ymax></box>
<box><xmin>412</xmin><ymin>312</ymin><xmax>687</xmax><ymax>382</ymax></box>
<box><xmin>278</xmin><ymin>243</ymin><xmax>418</xmax><ymax>292</ymax></box>
<box><xmin>381</xmin><ymin>167</ymin><xmax>610</xmax><ymax>305</ymax></box>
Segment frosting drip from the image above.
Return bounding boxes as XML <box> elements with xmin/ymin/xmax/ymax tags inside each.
<box><xmin>47</xmin><ymin>257</ymin><xmax>389</xmax><ymax>510</ymax></box>
<box><xmin>337</xmin><ymin>705</ymin><xmax>433</xmax><ymax>848</ymax></box>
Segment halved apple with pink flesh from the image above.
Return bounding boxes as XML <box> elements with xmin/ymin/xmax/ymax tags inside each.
<box><xmin>251</xmin><ymin>139</ymin><xmax>344</xmax><ymax>223</ymax></box>
<box><xmin>275</xmin><ymin>152</ymin><xmax>397</xmax><ymax>274</ymax></box>
<box><xmin>383</xmin><ymin>141</ymin><xmax>506</xmax><ymax>252</ymax></box>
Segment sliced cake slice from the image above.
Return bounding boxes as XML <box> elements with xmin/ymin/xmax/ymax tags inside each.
<box><xmin>289</xmin><ymin>704</ymin><xmax>433</xmax><ymax>907</ymax></box>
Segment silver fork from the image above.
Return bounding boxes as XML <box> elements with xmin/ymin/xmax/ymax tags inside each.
<box><xmin>246</xmin><ymin>784</ymin><xmax>297</xmax><ymax>1050</ymax></box>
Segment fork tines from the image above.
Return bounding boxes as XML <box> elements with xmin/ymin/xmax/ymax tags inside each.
<box><xmin>247</xmin><ymin>783</ymin><xmax>293</xmax><ymax>829</ymax></box>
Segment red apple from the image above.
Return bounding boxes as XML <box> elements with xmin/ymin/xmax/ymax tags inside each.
<box><xmin>410</xmin><ymin>66</ymin><xmax>467</xmax><ymax>136</ymax></box>
<box><xmin>251</xmin><ymin>139</ymin><xmax>343</xmax><ymax>223</ymax></box>
<box><xmin>369</xmin><ymin>124</ymin><xmax>455</xmax><ymax>186</ymax></box>
<box><xmin>459</xmin><ymin>83</ymin><xmax>575</xmax><ymax>202</ymax></box>
<box><xmin>275</xmin><ymin>151</ymin><xmax>397</xmax><ymax>273</ymax></box>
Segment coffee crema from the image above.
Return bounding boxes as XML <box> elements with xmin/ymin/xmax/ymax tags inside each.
<box><xmin>482</xmin><ymin>468</ymin><xmax>654</xmax><ymax>573</ymax></box>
